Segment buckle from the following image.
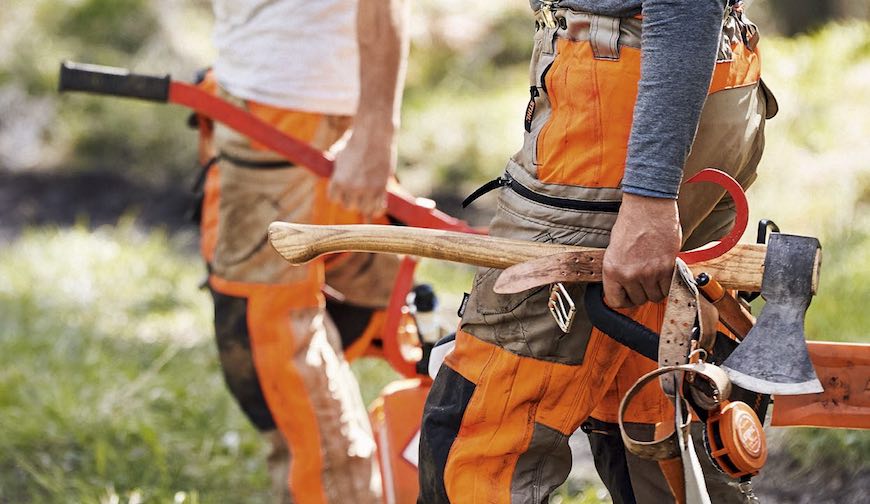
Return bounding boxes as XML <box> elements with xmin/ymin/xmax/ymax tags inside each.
<box><xmin>539</xmin><ymin>1</ymin><xmax>558</xmax><ymax>29</ymax></box>
<box><xmin>548</xmin><ymin>282</ymin><xmax>576</xmax><ymax>333</ymax></box>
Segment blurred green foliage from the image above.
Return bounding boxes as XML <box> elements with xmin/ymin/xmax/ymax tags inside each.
<box><xmin>52</xmin><ymin>0</ymin><xmax>158</xmax><ymax>55</ymax></box>
<box><xmin>1</xmin><ymin>0</ymin><xmax>199</xmax><ymax>181</ymax></box>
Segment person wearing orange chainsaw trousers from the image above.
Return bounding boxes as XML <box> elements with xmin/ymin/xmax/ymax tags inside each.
<box><xmin>418</xmin><ymin>1</ymin><xmax>776</xmax><ymax>503</ymax></box>
<box><xmin>194</xmin><ymin>1</ymin><xmax>410</xmax><ymax>503</ymax></box>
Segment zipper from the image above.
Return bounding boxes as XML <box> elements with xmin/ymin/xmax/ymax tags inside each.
<box><xmin>462</xmin><ymin>172</ymin><xmax>622</xmax><ymax>213</ymax></box>
<box><xmin>539</xmin><ymin>61</ymin><xmax>553</xmax><ymax>95</ymax></box>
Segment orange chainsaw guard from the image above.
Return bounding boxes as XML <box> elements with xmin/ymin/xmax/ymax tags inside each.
<box><xmin>369</xmin><ymin>377</ymin><xmax>432</xmax><ymax>504</ymax></box>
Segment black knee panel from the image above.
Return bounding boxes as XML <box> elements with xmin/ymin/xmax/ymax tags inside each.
<box><xmin>211</xmin><ymin>289</ymin><xmax>276</xmax><ymax>431</ymax></box>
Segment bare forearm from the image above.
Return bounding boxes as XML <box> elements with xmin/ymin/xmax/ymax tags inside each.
<box><xmin>328</xmin><ymin>0</ymin><xmax>409</xmax><ymax>217</ymax></box>
<box><xmin>356</xmin><ymin>0</ymin><xmax>410</xmax><ymax>137</ymax></box>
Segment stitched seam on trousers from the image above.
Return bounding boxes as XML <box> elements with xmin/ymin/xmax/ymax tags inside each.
<box><xmin>538</xmin><ymin>44</ymin><xmax>560</xmax><ymax>176</ymax></box>
<box><xmin>457</xmin><ymin>349</ymin><xmax>520</xmax><ymax>501</ymax></box>
<box><xmin>530</xmin><ymin>366</ymin><xmax>555</xmax><ymax>502</ymax></box>
<box><xmin>509</xmin><ymin>308</ymin><xmax>535</xmax><ymax>357</ymax></box>
<box><xmin>608</xmin><ymin>20</ymin><xmax>620</xmax><ymax>60</ymax></box>
<box><xmin>479</xmin><ymin>356</ymin><xmax>520</xmax><ymax>500</ymax></box>
<box><xmin>559</xmin><ymin>52</ymin><xmax>570</xmax><ymax>182</ymax></box>
<box><xmin>557</xmin><ymin>337</ymin><xmax>610</xmax><ymax>435</ymax></box>
<box><xmin>591</xmin><ymin>55</ymin><xmax>603</xmax><ymax>185</ymax></box>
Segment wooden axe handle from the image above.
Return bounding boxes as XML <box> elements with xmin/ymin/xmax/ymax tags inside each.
<box><xmin>697</xmin><ymin>275</ymin><xmax>756</xmax><ymax>339</ymax></box>
<box><xmin>268</xmin><ymin>222</ymin><xmax>777</xmax><ymax>291</ymax></box>
<box><xmin>268</xmin><ymin>222</ymin><xmax>583</xmax><ymax>269</ymax></box>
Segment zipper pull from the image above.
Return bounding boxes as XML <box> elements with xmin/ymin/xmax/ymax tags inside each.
<box><xmin>525</xmin><ymin>86</ymin><xmax>539</xmax><ymax>133</ymax></box>
<box><xmin>462</xmin><ymin>176</ymin><xmax>510</xmax><ymax>208</ymax></box>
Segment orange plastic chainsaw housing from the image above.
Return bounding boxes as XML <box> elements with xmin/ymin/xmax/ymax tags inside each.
<box><xmin>369</xmin><ymin>377</ymin><xmax>432</xmax><ymax>504</ymax></box>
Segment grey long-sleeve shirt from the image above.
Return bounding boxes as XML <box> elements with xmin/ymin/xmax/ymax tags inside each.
<box><xmin>530</xmin><ymin>0</ymin><xmax>727</xmax><ymax>198</ymax></box>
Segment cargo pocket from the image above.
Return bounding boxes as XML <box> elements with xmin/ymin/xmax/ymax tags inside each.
<box><xmin>212</xmin><ymin>162</ymin><xmax>318</xmax><ymax>283</ymax></box>
<box><xmin>459</xmin><ymin>185</ymin><xmax>611</xmax><ymax>365</ymax></box>
<box><xmin>215</xmin><ymin>180</ymin><xmax>283</xmax><ymax>269</ymax></box>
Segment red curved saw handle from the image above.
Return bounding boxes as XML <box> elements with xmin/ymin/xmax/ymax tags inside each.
<box><xmin>678</xmin><ymin>168</ymin><xmax>749</xmax><ymax>264</ymax></box>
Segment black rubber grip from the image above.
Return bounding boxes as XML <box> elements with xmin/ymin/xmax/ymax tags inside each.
<box><xmin>583</xmin><ymin>283</ymin><xmax>659</xmax><ymax>362</ymax></box>
<box><xmin>58</xmin><ymin>61</ymin><xmax>170</xmax><ymax>102</ymax></box>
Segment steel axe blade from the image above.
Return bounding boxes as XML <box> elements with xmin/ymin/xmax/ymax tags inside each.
<box><xmin>721</xmin><ymin>234</ymin><xmax>824</xmax><ymax>395</ymax></box>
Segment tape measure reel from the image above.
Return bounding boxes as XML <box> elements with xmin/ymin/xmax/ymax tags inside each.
<box><xmin>705</xmin><ymin>400</ymin><xmax>768</xmax><ymax>478</ymax></box>
<box><xmin>619</xmin><ymin>362</ymin><xmax>768</xmax><ymax>479</ymax></box>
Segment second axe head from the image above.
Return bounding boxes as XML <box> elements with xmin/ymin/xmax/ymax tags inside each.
<box><xmin>721</xmin><ymin>233</ymin><xmax>824</xmax><ymax>395</ymax></box>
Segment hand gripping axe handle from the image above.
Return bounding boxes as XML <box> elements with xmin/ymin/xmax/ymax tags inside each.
<box><xmin>57</xmin><ymin>61</ymin><xmax>479</xmax><ymax>234</ymax></box>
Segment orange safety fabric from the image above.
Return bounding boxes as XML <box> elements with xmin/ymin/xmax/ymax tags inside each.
<box><xmin>344</xmin><ymin>309</ymin><xmax>387</xmax><ymax>362</ymax></box>
<box><xmin>195</xmin><ymin>70</ymin><xmax>221</xmax><ymax>262</ymax></box>
<box><xmin>206</xmin><ymin>93</ymin><xmax>375</xmax><ymax>502</ymax></box>
<box><xmin>592</xmin><ymin>303</ymin><xmax>675</xmax><ymax>425</ymax></box>
<box><xmin>709</xmin><ymin>42</ymin><xmax>761</xmax><ymax>94</ymax></box>
<box><xmin>442</xmin><ymin>317</ymin><xmax>673</xmax><ymax>501</ymax></box>
<box><xmin>200</xmin><ymin>164</ymin><xmax>221</xmax><ymax>263</ymax></box>
<box><xmin>246</xmin><ymin>284</ymin><xmax>329</xmax><ymax>504</ymax></box>
<box><xmin>369</xmin><ymin>378</ymin><xmax>433</xmax><ymax>504</ymax></box>
<box><xmin>537</xmin><ymin>42</ymin><xmax>641</xmax><ymax>187</ymax></box>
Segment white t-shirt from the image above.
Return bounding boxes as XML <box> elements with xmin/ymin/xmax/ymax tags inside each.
<box><xmin>212</xmin><ymin>0</ymin><xmax>359</xmax><ymax>115</ymax></box>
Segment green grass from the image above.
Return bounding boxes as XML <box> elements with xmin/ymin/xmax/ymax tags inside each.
<box><xmin>0</xmin><ymin>224</ymin><xmax>271</xmax><ymax>502</ymax></box>
<box><xmin>0</xmin><ymin>225</ymin><xmax>469</xmax><ymax>502</ymax></box>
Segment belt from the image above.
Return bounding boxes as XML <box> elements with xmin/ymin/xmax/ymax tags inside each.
<box><xmin>534</xmin><ymin>6</ymin><xmax>642</xmax><ymax>60</ymax></box>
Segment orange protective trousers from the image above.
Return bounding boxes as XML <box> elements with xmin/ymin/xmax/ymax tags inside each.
<box><xmin>418</xmin><ymin>9</ymin><xmax>773</xmax><ymax>504</ymax></box>
<box><xmin>196</xmin><ymin>74</ymin><xmax>397</xmax><ymax>504</ymax></box>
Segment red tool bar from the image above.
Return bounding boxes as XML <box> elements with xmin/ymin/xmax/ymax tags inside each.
<box><xmin>168</xmin><ymin>81</ymin><xmax>479</xmax><ymax>234</ymax></box>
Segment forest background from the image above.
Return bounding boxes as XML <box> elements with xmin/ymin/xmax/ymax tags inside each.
<box><xmin>0</xmin><ymin>0</ymin><xmax>868</xmax><ymax>502</ymax></box>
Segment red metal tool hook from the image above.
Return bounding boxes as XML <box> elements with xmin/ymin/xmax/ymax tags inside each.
<box><xmin>677</xmin><ymin>168</ymin><xmax>749</xmax><ymax>264</ymax></box>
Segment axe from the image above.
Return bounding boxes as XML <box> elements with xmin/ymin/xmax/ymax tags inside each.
<box><xmin>268</xmin><ymin>223</ymin><xmax>824</xmax><ymax>396</ymax></box>
<box><xmin>493</xmin><ymin>233</ymin><xmax>826</xmax><ymax>396</ymax></box>
<box><xmin>268</xmin><ymin>222</ymin><xmax>870</xmax><ymax>424</ymax></box>
<box><xmin>720</xmin><ymin>233</ymin><xmax>825</xmax><ymax>395</ymax></box>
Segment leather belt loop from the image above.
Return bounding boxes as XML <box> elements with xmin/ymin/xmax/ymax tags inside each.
<box><xmin>590</xmin><ymin>15</ymin><xmax>621</xmax><ymax>60</ymax></box>
<box><xmin>543</xmin><ymin>26</ymin><xmax>558</xmax><ymax>55</ymax></box>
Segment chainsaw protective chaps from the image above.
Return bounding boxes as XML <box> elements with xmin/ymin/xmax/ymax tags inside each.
<box><xmin>196</xmin><ymin>76</ymin><xmax>400</xmax><ymax>504</ymax></box>
<box><xmin>418</xmin><ymin>7</ymin><xmax>770</xmax><ymax>504</ymax></box>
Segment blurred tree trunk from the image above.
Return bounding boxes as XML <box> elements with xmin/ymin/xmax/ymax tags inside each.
<box><xmin>768</xmin><ymin>0</ymin><xmax>836</xmax><ymax>36</ymax></box>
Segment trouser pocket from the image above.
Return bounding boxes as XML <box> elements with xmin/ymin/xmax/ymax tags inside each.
<box><xmin>459</xmin><ymin>163</ymin><xmax>620</xmax><ymax>365</ymax></box>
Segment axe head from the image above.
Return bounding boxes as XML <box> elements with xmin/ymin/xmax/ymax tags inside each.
<box><xmin>722</xmin><ymin>234</ymin><xmax>824</xmax><ymax>395</ymax></box>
